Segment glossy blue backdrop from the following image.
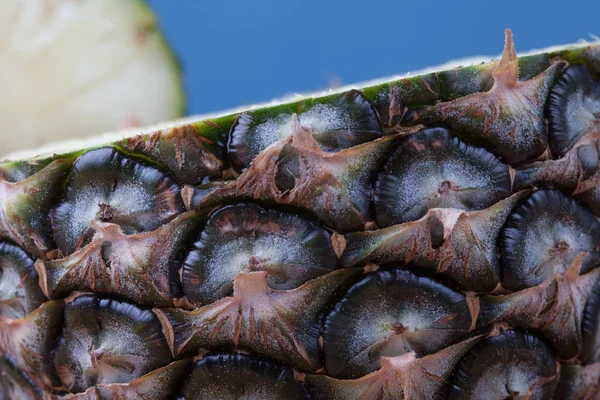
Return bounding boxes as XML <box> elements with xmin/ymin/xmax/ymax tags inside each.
<box><xmin>147</xmin><ymin>0</ymin><xmax>600</xmax><ymax>116</ymax></box>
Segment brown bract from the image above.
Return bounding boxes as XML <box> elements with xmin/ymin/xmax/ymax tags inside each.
<box><xmin>478</xmin><ymin>254</ymin><xmax>600</xmax><ymax>361</ymax></box>
<box><xmin>35</xmin><ymin>210</ymin><xmax>204</xmax><ymax>306</ymax></box>
<box><xmin>0</xmin><ymin>159</ymin><xmax>73</xmax><ymax>259</ymax></box>
<box><xmin>198</xmin><ymin>114</ymin><xmax>396</xmax><ymax>232</ymax></box>
<box><xmin>59</xmin><ymin>359</ymin><xmax>191</xmax><ymax>400</ymax></box>
<box><xmin>516</xmin><ymin>138</ymin><xmax>599</xmax><ymax>192</ymax></box>
<box><xmin>341</xmin><ymin>192</ymin><xmax>528</xmax><ymax>292</ymax></box>
<box><xmin>404</xmin><ymin>30</ymin><xmax>565</xmax><ymax>165</ymax></box>
<box><xmin>125</xmin><ymin>124</ymin><xmax>224</xmax><ymax>185</ymax></box>
<box><xmin>154</xmin><ymin>269</ymin><xmax>360</xmax><ymax>371</ymax></box>
<box><xmin>0</xmin><ymin>300</ymin><xmax>65</xmax><ymax>391</ymax></box>
<box><xmin>306</xmin><ymin>336</ymin><xmax>483</xmax><ymax>400</ymax></box>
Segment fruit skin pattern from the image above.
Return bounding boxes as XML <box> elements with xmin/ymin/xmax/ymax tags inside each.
<box><xmin>1</xmin><ymin>30</ymin><xmax>600</xmax><ymax>399</ymax></box>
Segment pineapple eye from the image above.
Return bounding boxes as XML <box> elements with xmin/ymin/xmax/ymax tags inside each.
<box><xmin>498</xmin><ymin>189</ymin><xmax>600</xmax><ymax>291</ymax></box>
<box><xmin>322</xmin><ymin>269</ymin><xmax>473</xmax><ymax>379</ymax></box>
<box><xmin>53</xmin><ymin>295</ymin><xmax>172</xmax><ymax>393</ymax></box>
<box><xmin>228</xmin><ymin>89</ymin><xmax>383</xmax><ymax>172</ymax></box>
<box><xmin>179</xmin><ymin>353</ymin><xmax>310</xmax><ymax>399</ymax></box>
<box><xmin>51</xmin><ymin>147</ymin><xmax>185</xmax><ymax>255</ymax></box>
<box><xmin>447</xmin><ymin>330</ymin><xmax>558</xmax><ymax>400</ymax></box>
<box><xmin>0</xmin><ymin>241</ymin><xmax>45</xmax><ymax>319</ymax></box>
<box><xmin>181</xmin><ymin>204</ymin><xmax>338</xmax><ymax>305</ymax></box>
<box><xmin>581</xmin><ymin>280</ymin><xmax>600</xmax><ymax>365</ymax></box>
<box><xmin>374</xmin><ymin>127</ymin><xmax>512</xmax><ymax>226</ymax></box>
<box><xmin>547</xmin><ymin>65</ymin><xmax>600</xmax><ymax>158</ymax></box>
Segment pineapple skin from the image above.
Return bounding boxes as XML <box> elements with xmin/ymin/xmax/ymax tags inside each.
<box><xmin>0</xmin><ymin>31</ymin><xmax>599</xmax><ymax>399</ymax></box>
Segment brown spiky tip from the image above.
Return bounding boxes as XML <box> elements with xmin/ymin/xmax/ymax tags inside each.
<box><xmin>322</xmin><ymin>269</ymin><xmax>473</xmax><ymax>379</ymax></box>
<box><xmin>181</xmin><ymin>203</ymin><xmax>338</xmax><ymax>305</ymax></box>
<box><xmin>53</xmin><ymin>295</ymin><xmax>172</xmax><ymax>393</ymax></box>
<box><xmin>374</xmin><ymin>127</ymin><xmax>512</xmax><ymax>227</ymax></box>
<box><xmin>547</xmin><ymin>64</ymin><xmax>600</xmax><ymax>158</ymax></box>
<box><xmin>498</xmin><ymin>189</ymin><xmax>600</xmax><ymax>291</ymax></box>
<box><xmin>199</xmin><ymin>116</ymin><xmax>396</xmax><ymax>232</ymax></box>
<box><xmin>447</xmin><ymin>330</ymin><xmax>559</xmax><ymax>399</ymax></box>
<box><xmin>228</xmin><ymin>89</ymin><xmax>383</xmax><ymax>172</ymax></box>
<box><xmin>0</xmin><ymin>240</ymin><xmax>46</xmax><ymax>319</ymax></box>
<box><xmin>178</xmin><ymin>353</ymin><xmax>310</xmax><ymax>399</ymax></box>
<box><xmin>51</xmin><ymin>147</ymin><xmax>185</xmax><ymax>256</ymax></box>
<box><xmin>494</xmin><ymin>29</ymin><xmax>519</xmax><ymax>86</ymax></box>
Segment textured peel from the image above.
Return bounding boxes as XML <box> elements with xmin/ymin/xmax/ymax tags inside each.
<box><xmin>478</xmin><ymin>257</ymin><xmax>600</xmax><ymax>361</ymax></box>
<box><xmin>341</xmin><ymin>192</ymin><xmax>528</xmax><ymax>292</ymax></box>
<box><xmin>181</xmin><ymin>203</ymin><xmax>338</xmax><ymax>305</ymax></box>
<box><xmin>199</xmin><ymin>115</ymin><xmax>396</xmax><ymax>231</ymax></box>
<box><xmin>307</xmin><ymin>336</ymin><xmax>483</xmax><ymax>400</ymax></box>
<box><xmin>0</xmin><ymin>159</ymin><xmax>73</xmax><ymax>259</ymax></box>
<box><xmin>36</xmin><ymin>210</ymin><xmax>204</xmax><ymax>306</ymax></box>
<box><xmin>0</xmin><ymin>300</ymin><xmax>65</xmax><ymax>390</ymax></box>
<box><xmin>155</xmin><ymin>269</ymin><xmax>360</xmax><ymax>371</ymax></box>
<box><xmin>61</xmin><ymin>359</ymin><xmax>192</xmax><ymax>400</ymax></box>
<box><xmin>404</xmin><ymin>30</ymin><xmax>564</xmax><ymax>165</ymax></box>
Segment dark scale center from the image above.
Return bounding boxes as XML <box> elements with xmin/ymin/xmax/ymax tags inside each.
<box><xmin>97</xmin><ymin>203</ymin><xmax>116</xmax><ymax>222</ymax></box>
<box><xmin>549</xmin><ymin>240</ymin><xmax>570</xmax><ymax>255</ymax></box>
<box><xmin>245</xmin><ymin>255</ymin><xmax>267</xmax><ymax>271</ymax></box>
<box><xmin>390</xmin><ymin>323</ymin><xmax>408</xmax><ymax>335</ymax></box>
<box><xmin>438</xmin><ymin>180</ymin><xmax>458</xmax><ymax>195</ymax></box>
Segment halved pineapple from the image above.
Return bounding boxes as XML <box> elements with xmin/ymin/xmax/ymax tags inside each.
<box><xmin>0</xmin><ymin>30</ymin><xmax>599</xmax><ymax>399</ymax></box>
<box><xmin>0</xmin><ymin>0</ymin><xmax>184</xmax><ymax>156</ymax></box>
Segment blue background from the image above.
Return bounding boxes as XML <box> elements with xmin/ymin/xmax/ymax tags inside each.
<box><xmin>147</xmin><ymin>0</ymin><xmax>600</xmax><ymax>116</ymax></box>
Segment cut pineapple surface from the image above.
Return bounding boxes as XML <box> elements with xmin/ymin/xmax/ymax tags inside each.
<box><xmin>0</xmin><ymin>0</ymin><xmax>184</xmax><ymax>156</ymax></box>
<box><xmin>1</xmin><ymin>30</ymin><xmax>600</xmax><ymax>399</ymax></box>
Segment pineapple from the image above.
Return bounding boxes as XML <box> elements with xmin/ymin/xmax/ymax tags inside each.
<box><xmin>1</xmin><ymin>29</ymin><xmax>600</xmax><ymax>399</ymax></box>
<box><xmin>0</xmin><ymin>0</ymin><xmax>185</xmax><ymax>156</ymax></box>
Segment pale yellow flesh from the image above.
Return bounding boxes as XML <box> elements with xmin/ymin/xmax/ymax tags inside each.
<box><xmin>0</xmin><ymin>0</ymin><xmax>184</xmax><ymax>156</ymax></box>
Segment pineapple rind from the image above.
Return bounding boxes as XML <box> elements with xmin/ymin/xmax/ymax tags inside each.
<box><xmin>1</xmin><ymin>40</ymin><xmax>598</xmax><ymax>168</ymax></box>
<box><xmin>0</xmin><ymin>33</ymin><xmax>599</xmax><ymax>398</ymax></box>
